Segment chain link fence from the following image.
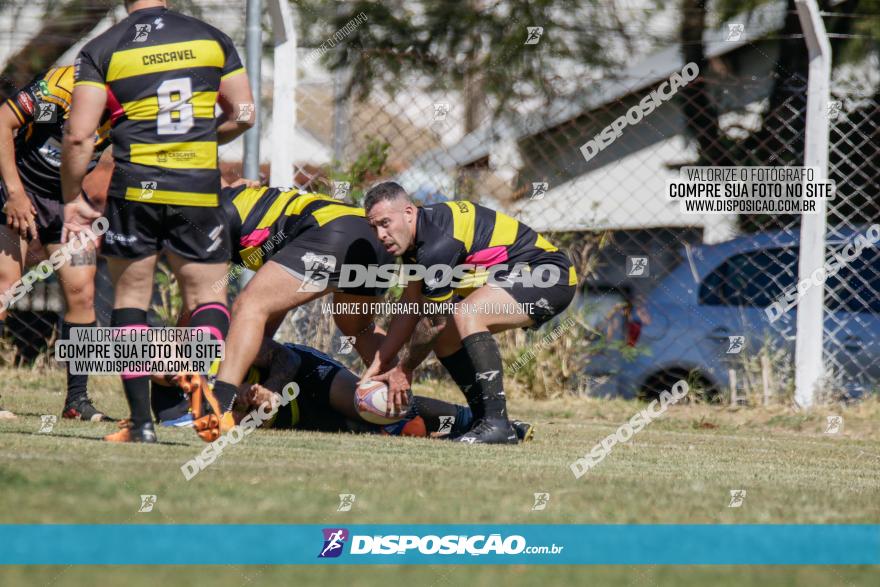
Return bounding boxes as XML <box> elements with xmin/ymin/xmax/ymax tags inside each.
<box><xmin>2</xmin><ymin>13</ymin><xmax>877</xmax><ymax>404</ymax></box>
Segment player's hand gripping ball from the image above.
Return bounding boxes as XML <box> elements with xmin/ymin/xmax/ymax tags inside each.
<box><xmin>355</xmin><ymin>380</ymin><xmax>412</xmax><ymax>425</ymax></box>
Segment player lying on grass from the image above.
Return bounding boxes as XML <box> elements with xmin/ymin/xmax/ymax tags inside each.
<box><xmin>187</xmin><ymin>183</ymin><xmax>396</xmax><ymax>441</ymax></box>
<box><xmin>0</xmin><ymin>66</ymin><xmax>113</xmax><ymax>421</ymax></box>
<box><xmin>361</xmin><ymin>182</ymin><xmax>577</xmax><ymax>444</ymax></box>
<box><xmin>171</xmin><ymin>337</ymin><xmax>534</xmax><ymax>441</ymax></box>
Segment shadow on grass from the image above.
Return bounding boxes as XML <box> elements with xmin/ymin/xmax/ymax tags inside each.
<box><xmin>0</xmin><ymin>430</ymin><xmax>191</xmax><ymax>447</ymax></box>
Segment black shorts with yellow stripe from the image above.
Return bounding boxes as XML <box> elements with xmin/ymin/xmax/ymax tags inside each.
<box><xmin>101</xmin><ymin>198</ymin><xmax>231</xmax><ymax>262</ymax></box>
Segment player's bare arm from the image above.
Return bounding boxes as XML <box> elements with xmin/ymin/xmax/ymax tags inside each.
<box><xmin>377</xmin><ymin>312</ymin><xmax>451</xmax><ymax>415</ymax></box>
<box><xmin>60</xmin><ymin>84</ymin><xmax>105</xmax><ymax>240</ymax></box>
<box><xmin>0</xmin><ymin>103</ymin><xmax>37</xmax><ymax>240</ymax></box>
<box><xmin>216</xmin><ymin>71</ymin><xmax>255</xmax><ymax>145</ymax></box>
<box><xmin>360</xmin><ymin>279</ymin><xmax>422</xmax><ymax>383</ymax></box>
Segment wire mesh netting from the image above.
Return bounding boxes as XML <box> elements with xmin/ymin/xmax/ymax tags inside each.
<box><xmin>0</xmin><ymin>6</ymin><xmax>877</xmax><ymax>404</ymax></box>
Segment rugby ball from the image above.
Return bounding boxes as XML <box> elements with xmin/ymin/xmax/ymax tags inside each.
<box><xmin>355</xmin><ymin>380</ymin><xmax>411</xmax><ymax>425</ymax></box>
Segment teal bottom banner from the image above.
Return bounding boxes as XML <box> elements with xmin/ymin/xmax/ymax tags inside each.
<box><xmin>1</xmin><ymin>525</ymin><xmax>878</xmax><ymax>565</ymax></box>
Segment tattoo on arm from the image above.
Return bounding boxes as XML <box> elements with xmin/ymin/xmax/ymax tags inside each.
<box><xmin>400</xmin><ymin>313</ymin><xmax>448</xmax><ymax>373</ymax></box>
<box><xmin>68</xmin><ymin>249</ymin><xmax>96</xmax><ymax>266</ymax></box>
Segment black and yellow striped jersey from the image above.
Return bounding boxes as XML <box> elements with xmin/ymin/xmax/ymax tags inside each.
<box><xmin>220</xmin><ymin>185</ymin><xmax>366</xmax><ymax>269</ymax></box>
<box><xmin>403</xmin><ymin>201</ymin><xmax>577</xmax><ymax>301</ymax></box>
<box><xmin>73</xmin><ymin>6</ymin><xmax>245</xmax><ymax>207</ymax></box>
<box><xmin>2</xmin><ymin>67</ymin><xmax>110</xmax><ymax>200</ymax></box>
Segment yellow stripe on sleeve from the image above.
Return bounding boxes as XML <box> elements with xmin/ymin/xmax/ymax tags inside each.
<box><xmin>488</xmin><ymin>211</ymin><xmax>519</xmax><ymax>247</ymax></box>
<box><xmin>221</xmin><ymin>67</ymin><xmax>246</xmax><ymax>80</ymax></box>
<box><xmin>444</xmin><ymin>201</ymin><xmax>476</xmax><ymax>252</ymax></box>
<box><xmin>73</xmin><ymin>80</ymin><xmax>107</xmax><ymax>90</ymax></box>
<box><xmin>534</xmin><ymin>234</ymin><xmax>559</xmax><ymax>253</ymax></box>
<box><xmin>311</xmin><ymin>204</ymin><xmax>364</xmax><ymax>226</ymax></box>
<box><xmin>232</xmin><ymin>187</ymin><xmax>268</xmax><ymax>223</ymax></box>
<box><xmin>256</xmin><ymin>190</ymin><xmax>298</xmax><ymax>228</ymax></box>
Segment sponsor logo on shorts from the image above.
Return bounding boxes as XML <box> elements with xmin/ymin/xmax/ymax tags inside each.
<box><xmin>104</xmin><ymin>231</ymin><xmax>139</xmax><ymax>245</ymax></box>
<box><xmin>206</xmin><ymin>225</ymin><xmax>223</xmax><ymax>253</ymax></box>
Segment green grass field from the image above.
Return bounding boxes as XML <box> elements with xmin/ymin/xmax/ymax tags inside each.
<box><xmin>1</xmin><ymin>368</ymin><xmax>878</xmax><ymax>585</ymax></box>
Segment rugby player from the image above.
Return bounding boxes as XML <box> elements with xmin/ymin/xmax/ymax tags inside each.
<box><xmin>179</xmin><ymin>337</ymin><xmax>534</xmax><ymax>442</ymax></box>
<box><xmin>199</xmin><ymin>184</ymin><xmax>395</xmax><ymax>442</ymax></box>
<box><xmin>361</xmin><ymin>182</ymin><xmax>577</xmax><ymax>444</ymax></box>
<box><xmin>0</xmin><ymin>66</ymin><xmax>113</xmax><ymax>421</ymax></box>
<box><xmin>60</xmin><ymin>0</ymin><xmax>254</xmax><ymax>443</ymax></box>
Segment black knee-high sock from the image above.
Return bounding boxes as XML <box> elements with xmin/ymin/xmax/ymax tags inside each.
<box><xmin>111</xmin><ymin>308</ymin><xmax>151</xmax><ymax>425</ymax></box>
<box><xmin>461</xmin><ymin>331</ymin><xmax>508</xmax><ymax>421</ymax></box>
<box><xmin>62</xmin><ymin>320</ymin><xmax>95</xmax><ymax>405</ymax></box>
<box><xmin>438</xmin><ymin>346</ymin><xmax>483</xmax><ymax>421</ymax></box>
<box><xmin>189</xmin><ymin>303</ymin><xmax>234</xmax><ymax>412</ymax></box>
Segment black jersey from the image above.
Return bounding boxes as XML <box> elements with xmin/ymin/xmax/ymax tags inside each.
<box><xmin>246</xmin><ymin>343</ymin><xmax>347</xmax><ymax>430</ymax></box>
<box><xmin>73</xmin><ymin>6</ymin><xmax>245</xmax><ymax>207</ymax></box>
<box><xmin>220</xmin><ymin>185</ymin><xmax>367</xmax><ymax>269</ymax></box>
<box><xmin>403</xmin><ymin>201</ymin><xmax>577</xmax><ymax>301</ymax></box>
<box><xmin>2</xmin><ymin>67</ymin><xmax>110</xmax><ymax>200</ymax></box>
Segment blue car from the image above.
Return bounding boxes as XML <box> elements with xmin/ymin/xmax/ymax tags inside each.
<box><xmin>582</xmin><ymin>227</ymin><xmax>880</xmax><ymax>399</ymax></box>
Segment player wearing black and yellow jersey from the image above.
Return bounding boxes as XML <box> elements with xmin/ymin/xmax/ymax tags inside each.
<box><xmin>198</xmin><ymin>184</ymin><xmax>394</xmax><ymax>442</ymax></box>
<box><xmin>361</xmin><ymin>182</ymin><xmax>577</xmax><ymax>444</ymax></box>
<box><xmin>0</xmin><ymin>66</ymin><xmax>112</xmax><ymax>421</ymax></box>
<box><xmin>60</xmin><ymin>0</ymin><xmax>254</xmax><ymax>443</ymax></box>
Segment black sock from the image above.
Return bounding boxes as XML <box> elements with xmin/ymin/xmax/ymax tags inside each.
<box><xmin>62</xmin><ymin>320</ymin><xmax>95</xmax><ymax>405</ymax></box>
<box><xmin>461</xmin><ymin>331</ymin><xmax>508</xmax><ymax>421</ymax></box>
<box><xmin>212</xmin><ymin>380</ymin><xmax>239</xmax><ymax>413</ymax></box>
<box><xmin>438</xmin><ymin>346</ymin><xmax>483</xmax><ymax>421</ymax></box>
<box><xmin>151</xmin><ymin>380</ymin><xmax>189</xmax><ymax>422</ymax></box>
<box><xmin>189</xmin><ymin>303</ymin><xmax>232</xmax><ymax>412</ymax></box>
<box><xmin>188</xmin><ymin>303</ymin><xmax>230</xmax><ymax>347</ymax></box>
<box><xmin>111</xmin><ymin>308</ymin><xmax>151</xmax><ymax>426</ymax></box>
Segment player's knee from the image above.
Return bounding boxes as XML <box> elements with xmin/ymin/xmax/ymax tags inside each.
<box><xmin>62</xmin><ymin>280</ymin><xmax>95</xmax><ymax>311</ymax></box>
<box><xmin>453</xmin><ymin>308</ymin><xmax>484</xmax><ymax>333</ymax></box>
<box><xmin>231</xmin><ymin>293</ymin><xmax>266</xmax><ymax>320</ymax></box>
